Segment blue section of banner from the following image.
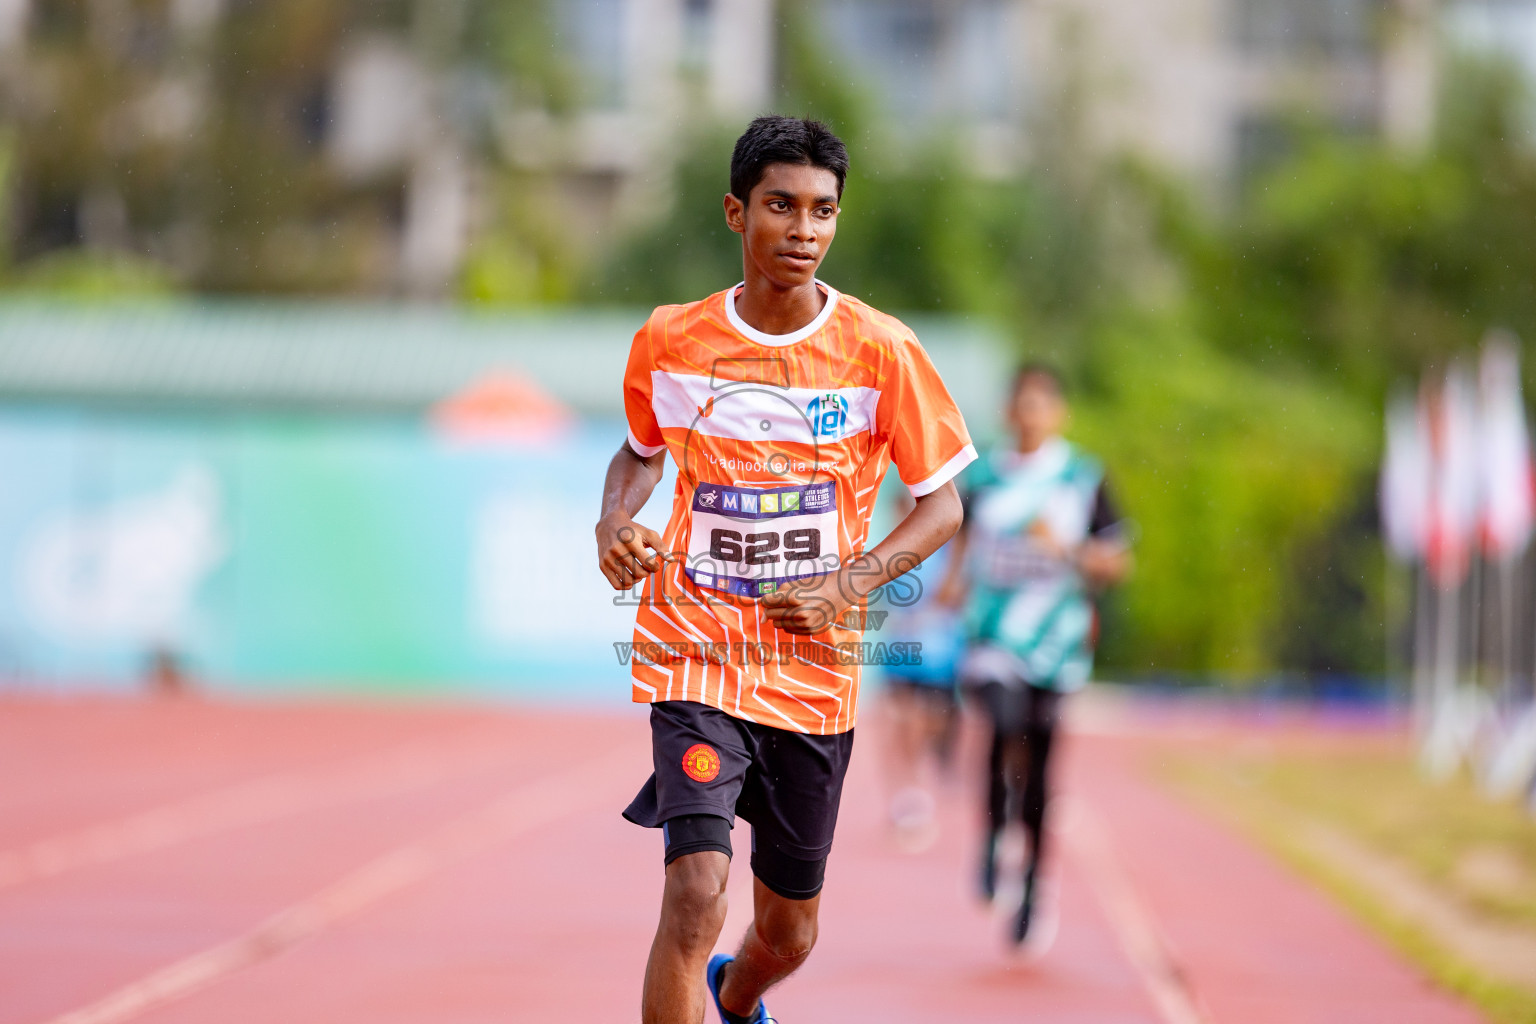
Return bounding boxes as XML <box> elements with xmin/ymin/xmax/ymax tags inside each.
<box><xmin>0</xmin><ymin>408</ymin><xmax>675</xmax><ymax>700</ymax></box>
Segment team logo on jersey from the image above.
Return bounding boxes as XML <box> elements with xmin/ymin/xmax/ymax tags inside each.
<box><xmin>698</xmin><ymin>488</ymin><xmax>719</xmax><ymax>508</ymax></box>
<box><xmin>682</xmin><ymin>743</ymin><xmax>721</xmax><ymax>783</ymax></box>
<box><xmin>807</xmin><ymin>393</ymin><xmax>848</xmax><ymax>440</ymax></box>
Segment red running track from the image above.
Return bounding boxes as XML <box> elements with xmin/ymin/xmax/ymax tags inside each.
<box><xmin>0</xmin><ymin>695</ymin><xmax>1486</xmax><ymax>1024</ymax></box>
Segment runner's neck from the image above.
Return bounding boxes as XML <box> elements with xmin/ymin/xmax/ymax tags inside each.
<box><xmin>732</xmin><ymin>280</ymin><xmax>827</xmax><ymax>336</ymax></box>
<box><xmin>725</xmin><ymin>281</ymin><xmax>838</xmax><ymax>348</ymax></box>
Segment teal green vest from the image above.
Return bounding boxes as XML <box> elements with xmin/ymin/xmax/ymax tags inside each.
<box><xmin>962</xmin><ymin>439</ymin><xmax>1104</xmax><ymax>692</ymax></box>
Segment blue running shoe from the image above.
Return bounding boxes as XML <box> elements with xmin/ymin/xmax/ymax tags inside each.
<box><xmin>706</xmin><ymin>954</ymin><xmax>774</xmax><ymax>1023</ymax></box>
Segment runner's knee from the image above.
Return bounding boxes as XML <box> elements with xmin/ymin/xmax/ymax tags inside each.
<box><xmin>755</xmin><ymin>907</ymin><xmax>818</xmax><ymax>962</ymax></box>
<box><xmin>662</xmin><ymin>850</ymin><xmax>729</xmax><ymax>945</ymax></box>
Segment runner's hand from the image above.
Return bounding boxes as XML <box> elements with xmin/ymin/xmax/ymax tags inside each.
<box><xmin>762</xmin><ymin>573</ymin><xmax>850</xmax><ymax>635</ymax></box>
<box><xmin>1077</xmin><ymin>538</ymin><xmax>1130</xmax><ymax>589</ymax></box>
<box><xmin>596</xmin><ymin>514</ymin><xmax>667</xmax><ymax>591</ymax></box>
<box><xmin>1028</xmin><ymin>519</ymin><xmax>1068</xmax><ymax>560</ymax></box>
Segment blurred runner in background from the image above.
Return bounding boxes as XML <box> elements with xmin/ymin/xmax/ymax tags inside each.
<box><xmin>940</xmin><ymin>363</ymin><xmax>1131</xmax><ymax>947</ymax></box>
<box><xmin>878</xmin><ymin>490</ymin><xmax>963</xmax><ymax>852</ymax></box>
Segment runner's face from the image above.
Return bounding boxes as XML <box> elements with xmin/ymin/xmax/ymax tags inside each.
<box><xmin>726</xmin><ymin>163</ymin><xmax>840</xmax><ymax>289</ymax></box>
<box><xmin>1009</xmin><ymin>379</ymin><xmax>1066</xmax><ymax>452</ymax></box>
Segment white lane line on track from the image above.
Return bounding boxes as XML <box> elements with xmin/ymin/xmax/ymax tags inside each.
<box><xmin>36</xmin><ymin>745</ymin><xmax>645</xmax><ymax>1024</ymax></box>
<box><xmin>1059</xmin><ymin>796</ymin><xmax>1215</xmax><ymax>1024</ymax></box>
<box><xmin>0</xmin><ymin>733</ymin><xmax>523</xmax><ymax>890</ymax></box>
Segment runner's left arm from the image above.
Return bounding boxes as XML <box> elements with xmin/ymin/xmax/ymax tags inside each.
<box><xmin>763</xmin><ymin>481</ymin><xmax>963</xmax><ymax>634</ymax></box>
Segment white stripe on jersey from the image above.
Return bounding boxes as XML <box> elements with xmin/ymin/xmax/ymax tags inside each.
<box><xmin>649</xmin><ymin>371</ymin><xmax>880</xmax><ymax>447</ymax></box>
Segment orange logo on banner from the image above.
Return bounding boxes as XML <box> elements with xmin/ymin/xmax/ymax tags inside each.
<box><xmin>682</xmin><ymin>743</ymin><xmax>721</xmax><ymax>783</ymax></box>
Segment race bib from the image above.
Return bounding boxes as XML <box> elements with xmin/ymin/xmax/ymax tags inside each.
<box><xmin>981</xmin><ymin>534</ymin><xmax>1065</xmax><ymax>588</ymax></box>
<box><xmin>684</xmin><ymin>481</ymin><xmax>839</xmax><ymax>598</ymax></box>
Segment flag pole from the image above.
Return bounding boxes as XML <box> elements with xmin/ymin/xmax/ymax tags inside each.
<box><xmin>1500</xmin><ymin>557</ymin><xmax>1517</xmax><ymax>710</ymax></box>
<box><xmin>1413</xmin><ymin>561</ymin><xmax>1432</xmax><ymax>736</ymax></box>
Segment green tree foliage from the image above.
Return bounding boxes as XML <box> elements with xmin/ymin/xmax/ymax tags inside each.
<box><xmin>0</xmin><ymin>0</ymin><xmax>578</xmax><ymax>297</ymax></box>
<box><xmin>1177</xmin><ymin>56</ymin><xmax>1536</xmax><ymax>393</ymax></box>
<box><xmin>1069</xmin><ymin>312</ymin><xmax>1376</xmax><ymax>676</ymax></box>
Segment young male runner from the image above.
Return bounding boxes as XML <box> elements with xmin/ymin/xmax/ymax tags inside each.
<box><xmin>942</xmin><ymin>364</ymin><xmax>1130</xmax><ymax>946</ymax></box>
<box><xmin>595</xmin><ymin>116</ymin><xmax>974</xmax><ymax>1024</ymax></box>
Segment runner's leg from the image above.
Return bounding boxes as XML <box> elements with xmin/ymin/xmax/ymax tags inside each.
<box><xmin>981</xmin><ymin>677</ymin><xmax>1033</xmax><ymax>900</ymax></box>
<box><xmin>642</xmin><ymin>850</ymin><xmax>731</xmax><ymax>1024</ymax></box>
<box><xmin>981</xmin><ymin>724</ymin><xmax>1008</xmax><ymax>898</ymax></box>
<box><xmin>1020</xmin><ymin>686</ymin><xmax>1062</xmax><ymax>875</ymax></box>
<box><xmin>1014</xmin><ymin>686</ymin><xmax>1062</xmax><ymax>942</ymax></box>
<box><xmin>717</xmin><ymin>877</ymin><xmax>820</xmax><ymax>1017</ymax></box>
<box><xmin>927</xmin><ymin>685</ymin><xmax>960</xmax><ymax>771</ymax></box>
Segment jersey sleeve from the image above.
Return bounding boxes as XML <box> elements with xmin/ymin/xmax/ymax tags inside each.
<box><xmin>879</xmin><ymin>333</ymin><xmax>977</xmax><ymax>496</ymax></box>
<box><xmin>623</xmin><ymin>316</ymin><xmax>666</xmax><ymax>457</ymax></box>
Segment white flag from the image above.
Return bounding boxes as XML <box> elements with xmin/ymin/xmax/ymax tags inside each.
<box><xmin>1428</xmin><ymin>365</ymin><xmax>1480</xmax><ymax>589</ymax></box>
<box><xmin>1381</xmin><ymin>389</ymin><xmax>1429</xmax><ymax>561</ymax></box>
<box><xmin>1478</xmin><ymin>334</ymin><xmax>1535</xmax><ymax>561</ymax></box>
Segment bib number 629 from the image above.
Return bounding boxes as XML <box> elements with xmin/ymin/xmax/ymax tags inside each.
<box><xmin>710</xmin><ymin>528</ymin><xmax>821</xmax><ymax>565</ymax></box>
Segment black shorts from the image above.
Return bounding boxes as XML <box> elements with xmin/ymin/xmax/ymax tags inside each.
<box><xmin>623</xmin><ymin>700</ymin><xmax>855</xmax><ymax>899</ymax></box>
<box><xmin>884</xmin><ymin>675</ymin><xmax>958</xmax><ymax>710</ymax></box>
<box><xmin>974</xmin><ymin>680</ymin><xmax>1063</xmax><ymax>738</ymax></box>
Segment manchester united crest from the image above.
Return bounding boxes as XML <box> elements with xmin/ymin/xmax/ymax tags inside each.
<box><xmin>681</xmin><ymin>743</ymin><xmax>722</xmax><ymax>783</ymax></box>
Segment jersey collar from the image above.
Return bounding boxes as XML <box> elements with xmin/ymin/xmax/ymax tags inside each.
<box><xmin>724</xmin><ymin>280</ymin><xmax>839</xmax><ymax>347</ymax></box>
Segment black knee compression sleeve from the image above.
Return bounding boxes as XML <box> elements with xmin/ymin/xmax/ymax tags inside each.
<box><xmin>662</xmin><ymin>814</ymin><xmax>733</xmax><ymax>865</ymax></box>
<box><xmin>751</xmin><ymin>840</ymin><xmax>828</xmax><ymax>901</ymax></box>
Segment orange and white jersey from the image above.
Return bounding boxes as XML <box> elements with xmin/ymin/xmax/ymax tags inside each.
<box><xmin>622</xmin><ymin>282</ymin><xmax>975</xmax><ymax>735</ymax></box>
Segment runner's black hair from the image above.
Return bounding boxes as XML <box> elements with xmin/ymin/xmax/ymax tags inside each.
<box><xmin>1011</xmin><ymin>361</ymin><xmax>1067</xmax><ymax>398</ymax></box>
<box><xmin>730</xmin><ymin>116</ymin><xmax>850</xmax><ymax>201</ymax></box>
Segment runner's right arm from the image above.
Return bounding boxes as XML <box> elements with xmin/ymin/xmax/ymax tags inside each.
<box><xmin>595</xmin><ymin>440</ymin><xmax>669</xmax><ymax>591</ymax></box>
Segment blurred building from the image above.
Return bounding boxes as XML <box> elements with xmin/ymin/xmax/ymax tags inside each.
<box><xmin>815</xmin><ymin>0</ymin><xmax>1442</xmax><ymax>179</ymax></box>
<box><xmin>0</xmin><ymin>0</ymin><xmax>1531</xmax><ymax>296</ymax></box>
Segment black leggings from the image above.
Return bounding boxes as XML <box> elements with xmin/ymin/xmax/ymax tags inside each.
<box><xmin>981</xmin><ymin>683</ymin><xmax>1062</xmax><ymax>873</ymax></box>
